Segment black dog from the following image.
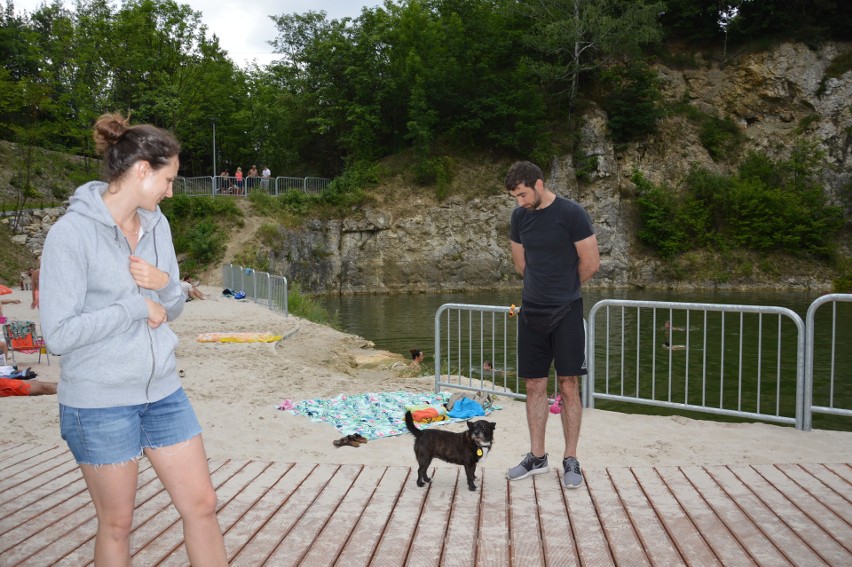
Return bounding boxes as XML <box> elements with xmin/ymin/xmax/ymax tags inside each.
<box><xmin>404</xmin><ymin>410</ymin><xmax>496</xmax><ymax>491</ymax></box>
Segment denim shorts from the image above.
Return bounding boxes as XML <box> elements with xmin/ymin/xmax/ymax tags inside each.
<box><xmin>60</xmin><ymin>387</ymin><xmax>202</xmax><ymax>465</ymax></box>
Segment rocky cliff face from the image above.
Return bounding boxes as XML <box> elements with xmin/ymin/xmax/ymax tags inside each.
<box><xmin>270</xmin><ymin>42</ymin><xmax>851</xmax><ymax>294</ymax></box>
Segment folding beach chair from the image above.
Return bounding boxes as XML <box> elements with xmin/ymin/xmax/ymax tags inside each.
<box><xmin>3</xmin><ymin>321</ymin><xmax>50</xmax><ymax>366</ymax></box>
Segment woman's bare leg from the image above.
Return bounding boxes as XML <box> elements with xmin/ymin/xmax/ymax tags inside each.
<box><xmin>80</xmin><ymin>460</ymin><xmax>139</xmax><ymax>566</ymax></box>
<box><xmin>145</xmin><ymin>435</ymin><xmax>227</xmax><ymax>565</ymax></box>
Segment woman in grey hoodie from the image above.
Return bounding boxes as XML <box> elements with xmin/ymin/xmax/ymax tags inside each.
<box><xmin>39</xmin><ymin>113</ymin><xmax>227</xmax><ymax>565</ymax></box>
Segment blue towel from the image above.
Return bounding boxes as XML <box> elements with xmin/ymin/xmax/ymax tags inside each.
<box><xmin>446</xmin><ymin>397</ymin><xmax>485</xmax><ymax>419</ymax></box>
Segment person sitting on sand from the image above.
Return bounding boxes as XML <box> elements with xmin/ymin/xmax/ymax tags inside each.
<box><xmin>1</xmin><ymin>377</ymin><xmax>57</xmax><ymax>397</ymax></box>
<box><xmin>180</xmin><ymin>276</ymin><xmax>205</xmax><ymax>301</ymax></box>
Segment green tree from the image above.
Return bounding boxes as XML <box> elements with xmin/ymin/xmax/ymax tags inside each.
<box><xmin>518</xmin><ymin>0</ymin><xmax>664</xmax><ymax>114</ymax></box>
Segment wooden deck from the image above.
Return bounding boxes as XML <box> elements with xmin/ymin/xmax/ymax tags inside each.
<box><xmin>1</xmin><ymin>442</ymin><xmax>850</xmax><ymax>566</ymax></box>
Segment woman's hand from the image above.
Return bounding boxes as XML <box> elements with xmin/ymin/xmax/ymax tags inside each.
<box><xmin>129</xmin><ymin>256</ymin><xmax>169</xmax><ymax>290</ymax></box>
<box><xmin>144</xmin><ymin>298</ymin><xmax>168</xmax><ymax>328</ymax></box>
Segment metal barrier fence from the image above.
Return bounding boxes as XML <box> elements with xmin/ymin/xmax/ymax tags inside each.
<box><xmin>804</xmin><ymin>293</ymin><xmax>852</xmax><ymax>431</ymax></box>
<box><xmin>587</xmin><ymin>300</ymin><xmax>805</xmax><ymax>429</ymax></box>
<box><xmin>434</xmin><ymin>295</ymin><xmax>851</xmax><ymax>431</ymax></box>
<box><xmin>434</xmin><ymin>303</ymin><xmax>526</xmax><ymax>401</ymax></box>
<box><xmin>222</xmin><ymin>264</ymin><xmax>288</xmax><ymax>317</ymax></box>
<box><xmin>174</xmin><ymin>176</ymin><xmax>331</xmax><ymax>197</ymax></box>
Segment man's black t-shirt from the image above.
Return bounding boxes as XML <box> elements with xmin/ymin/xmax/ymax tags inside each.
<box><xmin>509</xmin><ymin>196</ymin><xmax>594</xmax><ymax>305</ymax></box>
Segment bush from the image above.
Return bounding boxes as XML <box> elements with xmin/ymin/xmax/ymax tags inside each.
<box><xmin>699</xmin><ymin>115</ymin><xmax>742</xmax><ymax>160</ymax></box>
<box><xmin>633</xmin><ymin>171</ymin><xmax>688</xmax><ymax>258</ymax></box>
<box><xmin>321</xmin><ymin>161</ymin><xmax>379</xmax><ymax>209</ymax></box>
<box><xmin>634</xmin><ymin>144</ymin><xmax>844</xmax><ymax>260</ymax></box>
<box><xmin>161</xmin><ymin>196</ymin><xmax>243</xmax><ymax>272</ymax></box>
<box><xmin>600</xmin><ymin>62</ymin><xmax>663</xmax><ymax>145</ymax></box>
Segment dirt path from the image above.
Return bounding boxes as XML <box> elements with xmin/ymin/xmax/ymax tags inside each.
<box><xmin>199</xmin><ymin>200</ymin><xmax>266</xmax><ymax>285</ymax></box>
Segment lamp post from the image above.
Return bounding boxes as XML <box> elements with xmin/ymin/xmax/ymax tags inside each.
<box><xmin>211</xmin><ymin>118</ymin><xmax>217</xmax><ymax>178</ymax></box>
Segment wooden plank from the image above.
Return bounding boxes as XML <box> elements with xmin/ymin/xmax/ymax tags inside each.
<box><xmin>475</xmin><ymin>469</ymin><xmax>510</xmax><ymax>567</ymax></box>
<box><xmin>33</xmin><ymin>462</ymin><xmax>163</xmax><ymax>565</ymax></box>
<box><xmin>221</xmin><ymin>462</ymin><xmax>307</xmax><ymax>564</ymax></box>
<box><xmin>607</xmin><ymin>467</ymin><xmax>683</xmax><ymax>565</ymax></box>
<box><xmin>440</xmin><ymin>469</ymin><xmax>484</xmax><ymax>567</ymax></box>
<box><xmin>0</xmin><ymin>445</ymin><xmax>64</xmax><ymax>478</ymax></box>
<box><xmin>705</xmin><ymin>465</ymin><xmax>825</xmax><ymax>566</ymax></box>
<box><xmin>655</xmin><ymin>467</ymin><xmax>756</xmax><ymax>566</ymax></box>
<box><xmin>778</xmin><ymin>464</ymin><xmax>852</xmax><ymax>523</ymax></box>
<box><xmin>0</xmin><ymin>464</ymin><xmax>84</xmax><ymax>534</ymax></box>
<box><xmin>534</xmin><ymin>470</ymin><xmax>580</xmax><ymax>566</ymax></box>
<box><xmin>734</xmin><ymin>465</ymin><xmax>850</xmax><ymax>564</ymax></box>
<box><xmin>406</xmin><ymin>467</ymin><xmax>457</xmax><ymax>567</ymax></box>
<box><xmin>299</xmin><ymin>464</ymin><xmax>388</xmax><ymax>567</ymax></box>
<box><xmin>0</xmin><ymin>448</ymin><xmax>74</xmax><ymax>497</ymax></box>
<box><xmin>823</xmin><ymin>463</ymin><xmax>852</xmax><ymax>484</ymax></box>
<box><xmin>335</xmin><ymin>466</ymin><xmax>410</xmax><ymax>566</ymax></box>
<box><xmin>803</xmin><ymin>463</ymin><xmax>852</xmax><ymax>501</ymax></box>
<box><xmin>757</xmin><ymin>464</ymin><xmax>852</xmax><ymax>546</ymax></box>
<box><xmin>369</xmin><ymin>466</ymin><xmax>432</xmax><ymax>567</ymax></box>
<box><xmin>632</xmin><ymin>466</ymin><xmax>722</xmax><ymax>566</ymax></box>
<box><xmin>680</xmin><ymin>465</ymin><xmax>788</xmax><ymax>566</ymax></box>
<box><xmin>583</xmin><ymin>467</ymin><xmax>643</xmax><ymax>567</ymax></box>
<box><xmin>230</xmin><ymin>463</ymin><xmax>336</xmax><ymax>566</ymax></box>
<box><xmin>266</xmin><ymin>464</ymin><xmax>365</xmax><ymax>566</ymax></box>
<box><xmin>507</xmin><ymin>471</ymin><xmax>545</xmax><ymax>565</ymax></box>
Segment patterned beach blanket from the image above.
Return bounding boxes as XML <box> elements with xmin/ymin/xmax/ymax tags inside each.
<box><xmin>282</xmin><ymin>391</ymin><xmax>499</xmax><ymax>440</ymax></box>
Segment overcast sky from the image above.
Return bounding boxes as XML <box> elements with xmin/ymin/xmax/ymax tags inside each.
<box><xmin>11</xmin><ymin>0</ymin><xmax>380</xmax><ymax>67</ymax></box>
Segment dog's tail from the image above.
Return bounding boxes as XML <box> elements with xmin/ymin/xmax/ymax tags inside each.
<box><xmin>404</xmin><ymin>411</ymin><xmax>422</xmax><ymax>438</ymax></box>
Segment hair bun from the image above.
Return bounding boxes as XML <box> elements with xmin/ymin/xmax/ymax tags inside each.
<box><xmin>93</xmin><ymin>112</ymin><xmax>131</xmax><ymax>154</ymax></box>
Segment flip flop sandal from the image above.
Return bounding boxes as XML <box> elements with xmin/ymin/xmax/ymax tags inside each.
<box><xmin>333</xmin><ymin>435</ymin><xmax>361</xmax><ymax>448</ymax></box>
<box><xmin>351</xmin><ymin>434</ymin><xmax>368</xmax><ymax>444</ymax></box>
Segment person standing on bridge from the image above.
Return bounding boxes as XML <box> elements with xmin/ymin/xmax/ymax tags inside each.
<box><xmin>504</xmin><ymin>160</ymin><xmax>600</xmax><ymax>489</ymax></box>
<box><xmin>39</xmin><ymin>112</ymin><xmax>227</xmax><ymax>565</ymax></box>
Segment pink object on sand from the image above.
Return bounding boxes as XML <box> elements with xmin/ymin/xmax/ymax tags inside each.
<box><xmin>549</xmin><ymin>394</ymin><xmax>562</xmax><ymax>414</ymax></box>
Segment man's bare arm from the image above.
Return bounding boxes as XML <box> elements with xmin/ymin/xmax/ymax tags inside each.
<box><xmin>575</xmin><ymin>234</ymin><xmax>600</xmax><ymax>283</ymax></box>
<box><xmin>510</xmin><ymin>241</ymin><xmax>525</xmax><ymax>277</ymax></box>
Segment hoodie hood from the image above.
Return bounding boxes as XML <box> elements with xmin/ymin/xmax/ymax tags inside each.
<box><xmin>69</xmin><ymin>180</ymin><xmax>164</xmax><ymax>234</ymax></box>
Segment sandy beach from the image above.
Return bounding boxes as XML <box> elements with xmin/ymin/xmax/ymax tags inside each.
<box><xmin>1</xmin><ymin>285</ymin><xmax>851</xmax><ymax>471</ymax></box>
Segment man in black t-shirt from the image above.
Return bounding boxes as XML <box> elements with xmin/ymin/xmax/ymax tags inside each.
<box><xmin>504</xmin><ymin>161</ymin><xmax>600</xmax><ymax>489</ymax></box>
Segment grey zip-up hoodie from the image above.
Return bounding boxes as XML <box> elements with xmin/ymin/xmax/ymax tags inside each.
<box><xmin>40</xmin><ymin>181</ymin><xmax>185</xmax><ymax>408</ymax></box>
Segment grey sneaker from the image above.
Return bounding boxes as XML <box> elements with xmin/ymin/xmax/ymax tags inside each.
<box><xmin>507</xmin><ymin>452</ymin><xmax>549</xmax><ymax>481</ymax></box>
<box><xmin>562</xmin><ymin>457</ymin><xmax>583</xmax><ymax>489</ymax></box>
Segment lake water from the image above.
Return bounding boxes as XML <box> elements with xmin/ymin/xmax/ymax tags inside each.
<box><xmin>318</xmin><ymin>288</ymin><xmax>851</xmax><ymax>431</ymax></box>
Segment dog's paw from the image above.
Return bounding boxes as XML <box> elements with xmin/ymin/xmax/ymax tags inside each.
<box><xmin>468</xmin><ymin>484</ymin><xmax>477</xmax><ymax>491</ymax></box>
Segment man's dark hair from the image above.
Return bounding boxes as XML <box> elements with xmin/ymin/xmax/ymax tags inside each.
<box><xmin>505</xmin><ymin>161</ymin><xmax>543</xmax><ymax>191</ymax></box>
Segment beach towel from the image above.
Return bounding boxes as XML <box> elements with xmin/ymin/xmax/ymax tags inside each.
<box><xmin>446</xmin><ymin>397</ymin><xmax>486</xmax><ymax>419</ymax></box>
<box><xmin>282</xmin><ymin>391</ymin><xmax>500</xmax><ymax>441</ymax></box>
<box><xmin>196</xmin><ymin>332</ymin><xmax>283</xmax><ymax>343</ymax></box>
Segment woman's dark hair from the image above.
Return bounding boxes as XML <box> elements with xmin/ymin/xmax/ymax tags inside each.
<box><xmin>410</xmin><ymin>349</ymin><xmax>423</xmax><ymax>360</ymax></box>
<box><xmin>93</xmin><ymin>113</ymin><xmax>180</xmax><ymax>182</ymax></box>
<box><xmin>504</xmin><ymin>160</ymin><xmax>543</xmax><ymax>191</ymax></box>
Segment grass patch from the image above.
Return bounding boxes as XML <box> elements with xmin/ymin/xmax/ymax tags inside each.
<box><xmin>287</xmin><ymin>282</ymin><xmax>337</xmax><ymax>327</ymax></box>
